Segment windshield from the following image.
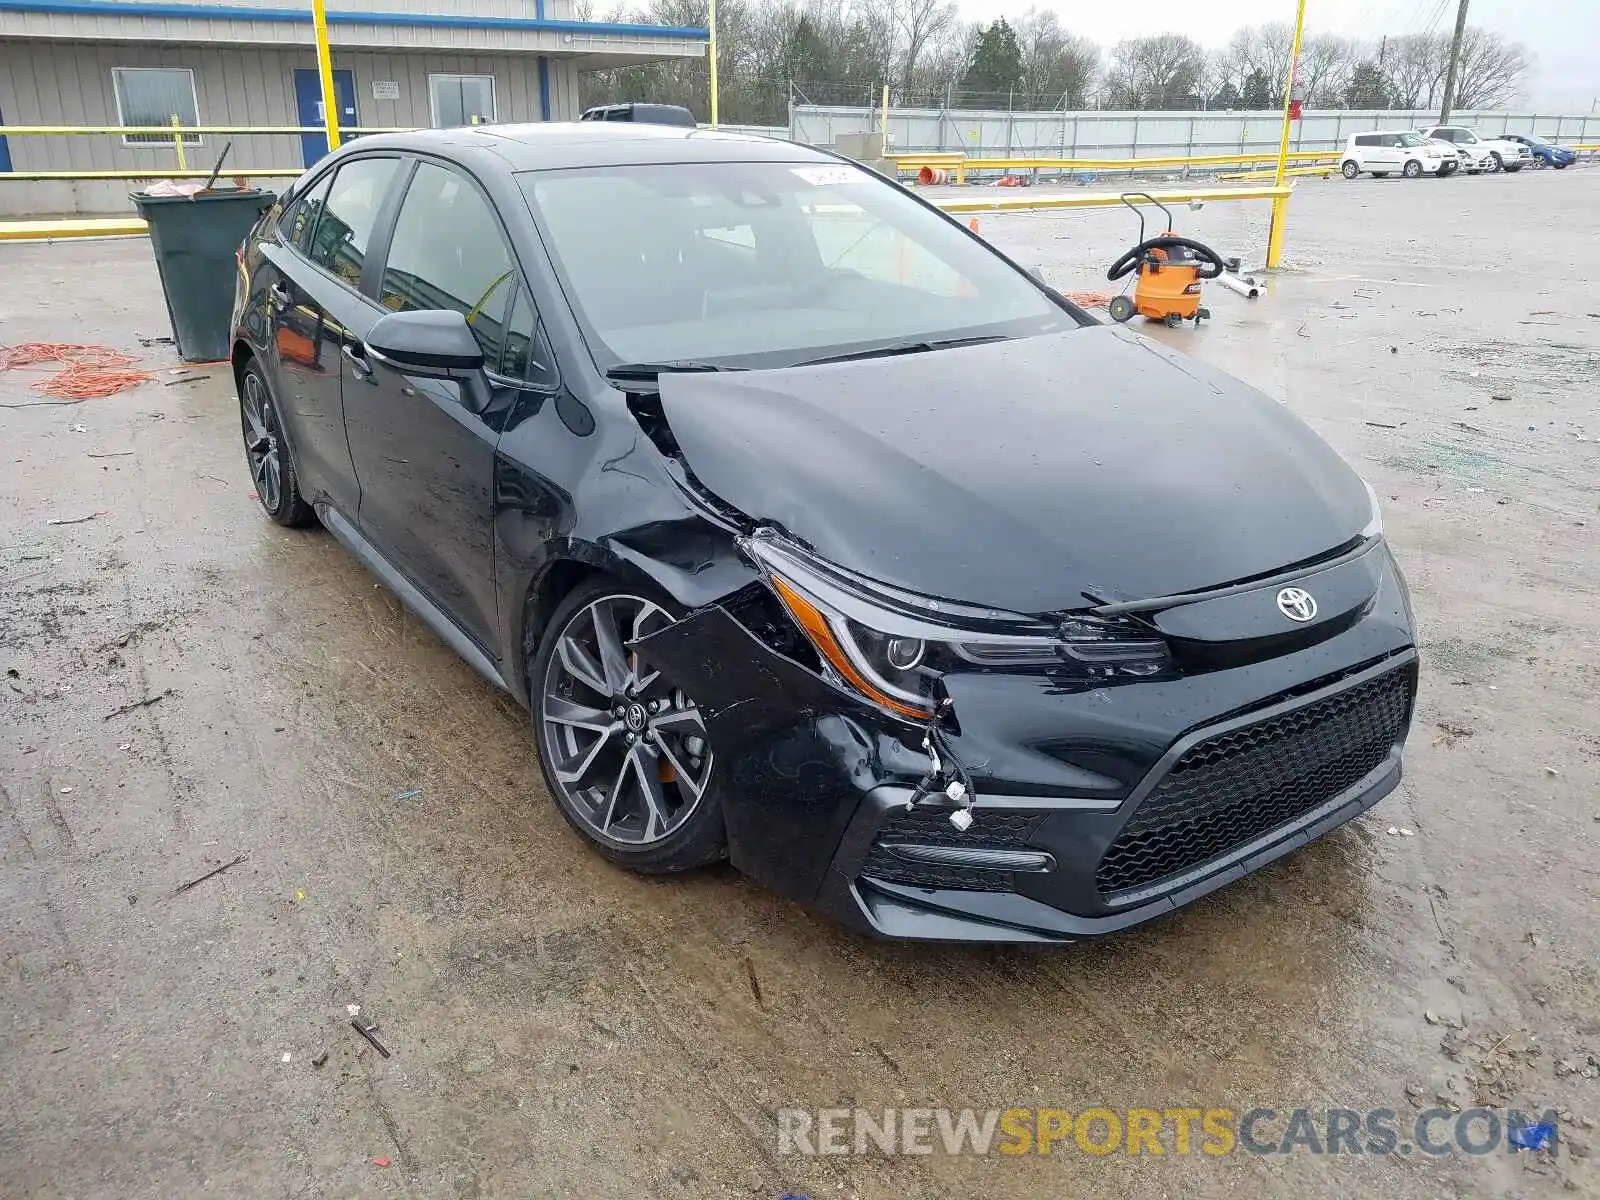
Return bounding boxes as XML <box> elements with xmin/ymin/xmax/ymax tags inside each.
<box><xmin>519</xmin><ymin>160</ymin><xmax>1076</xmax><ymax>371</ymax></box>
<box><xmin>1523</xmin><ymin>134</ymin><xmax>1550</xmax><ymax>146</ymax></box>
<box><xmin>1398</xmin><ymin>133</ymin><xmax>1428</xmax><ymax>147</ymax></box>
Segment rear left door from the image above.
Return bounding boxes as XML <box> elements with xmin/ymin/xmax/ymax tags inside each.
<box><xmin>258</xmin><ymin>154</ymin><xmax>402</xmax><ymax>516</ymax></box>
<box><xmin>340</xmin><ymin>158</ymin><xmax>525</xmax><ymax>652</ymax></box>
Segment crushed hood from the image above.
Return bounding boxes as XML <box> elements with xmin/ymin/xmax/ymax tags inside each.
<box><xmin>657</xmin><ymin>327</ymin><xmax>1371</xmax><ymax>614</ymax></box>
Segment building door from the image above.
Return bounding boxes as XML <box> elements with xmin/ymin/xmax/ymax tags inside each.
<box><xmin>0</xmin><ymin>100</ymin><xmax>12</xmax><ymax>173</ymax></box>
<box><xmin>293</xmin><ymin>68</ymin><xmax>358</xmax><ymax>167</ymax></box>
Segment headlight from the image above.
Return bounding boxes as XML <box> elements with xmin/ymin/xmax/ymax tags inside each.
<box><xmin>748</xmin><ymin>535</ymin><xmax>1172</xmax><ymax>720</ymax></box>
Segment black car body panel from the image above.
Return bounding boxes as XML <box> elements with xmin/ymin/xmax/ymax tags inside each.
<box><xmin>230</xmin><ymin>123</ymin><xmax>1417</xmax><ymax>943</ymax></box>
<box><xmin>656</xmin><ymin>327</ymin><xmax>1372</xmax><ymax>611</ymax></box>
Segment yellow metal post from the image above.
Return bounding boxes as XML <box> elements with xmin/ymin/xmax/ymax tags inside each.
<box><xmin>1265</xmin><ymin>0</ymin><xmax>1307</xmax><ymax>269</ymax></box>
<box><xmin>313</xmin><ymin>0</ymin><xmax>341</xmax><ymax>153</ymax></box>
<box><xmin>707</xmin><ymin>0</ymin><xmax>719</xmax><ymax>127</ymax></box>
<box><xmin>170</xmin><ymin>115</ymin><xmax>188</xmax><ymax>171</ymax></box>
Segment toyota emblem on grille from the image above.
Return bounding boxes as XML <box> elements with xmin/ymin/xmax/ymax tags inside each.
<box><xmin>1276</xmin><ymin>587</ymin><xmax>1318</xmax><ymax>622</ymax></box>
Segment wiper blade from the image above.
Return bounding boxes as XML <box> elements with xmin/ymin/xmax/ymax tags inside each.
<box><xmin>604</xmin><ymin>360</ymin><xmax>742</xmax><ymax>381</ymax></box>
<box><xmin>792</xmin><ymin>334</ymin><xmax>1010</xmax><ymax>368</ymax></box>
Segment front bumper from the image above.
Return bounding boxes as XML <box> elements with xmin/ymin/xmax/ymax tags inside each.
<box><xmin>637</xmin><ymin>546</ymin><xmax>1418</xmax><ymax>943</ymax></box>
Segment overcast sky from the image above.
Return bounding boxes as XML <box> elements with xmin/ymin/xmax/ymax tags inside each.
<box><xmin>959</xmin><ymin>0</ymin><xmax>1598</xmax><ymax>111</ymax></box>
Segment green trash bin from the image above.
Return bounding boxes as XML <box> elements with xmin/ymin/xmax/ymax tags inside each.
<box><xmin>131</xmin><ymin>187</ymin><xmax>277</xmax><ymax>363</ymax></box>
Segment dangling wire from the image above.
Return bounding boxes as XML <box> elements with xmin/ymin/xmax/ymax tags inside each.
<box><xmin>904</xmin><ymin>697</ymin><xmax>979</xmax><ymax>829</ymax></box>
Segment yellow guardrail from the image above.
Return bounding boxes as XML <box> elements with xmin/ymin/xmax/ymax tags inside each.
<box><xmin>890</xmin><ymin>150</ymin><xmax>1339</xmax><ymax>184</ymax></box>
<box><xmin>932</xmin><ymin>183</ymin><xmax>1291</xmax><ymax>215</ymax></box>
<box><xmin>0</xmin><ymin>183</ymin><xmax>1294</xmax><ymax>243</ymax></box>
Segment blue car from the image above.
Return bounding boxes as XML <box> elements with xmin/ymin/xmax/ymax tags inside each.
<box><xmin>1504</xmin><ymin>134</ymin><xmax>1577</xmax><ymax>169</ymax></box>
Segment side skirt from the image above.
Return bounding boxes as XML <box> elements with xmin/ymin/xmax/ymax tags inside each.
<box><xmin>318</xmin><ymin>504</ymin><xmax>511</xmax><ymax>696</ymax></box>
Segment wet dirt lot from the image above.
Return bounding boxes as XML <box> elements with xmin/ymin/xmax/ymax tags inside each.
<box><xmin>3</xmin><ymin>168</ymin><xmax>1598</xmax><ymax>1199</ymax></box>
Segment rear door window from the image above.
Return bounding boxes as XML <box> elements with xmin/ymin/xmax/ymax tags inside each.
<box><xmin>281</xmin><ymin>171</ymin><xmax>333</xmax><ymax>252</ymax></box>
<box><xmin>379</xmin><ymin>161</ymin><xmax>519</xmax><ymax>367</ymax></box>
<box><xmin>306</xmin><ymin>157</ymin><xmax>400</xmax><ymax>288</ymax></box>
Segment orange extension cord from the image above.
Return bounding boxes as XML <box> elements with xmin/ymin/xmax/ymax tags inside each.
<box><xmin>0</xmin><ymin>342</ymin><xmax>154</xmax><ymax>401</ymax></box>
<box><xmin>1062</xmin><ymin>290</ymin><xmax>1114</xmax><ymax>309</ymax></box>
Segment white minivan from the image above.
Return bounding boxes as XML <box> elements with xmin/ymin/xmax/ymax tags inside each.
<box><xmin>1340</xmin><ymin>131</ymin><xmax>1449</xmax><ymax>179</ymax></box>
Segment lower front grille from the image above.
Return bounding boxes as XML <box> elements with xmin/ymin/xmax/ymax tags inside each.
<box><xmin>1096</xmin><ymin>663</ymin><xmax>1415</xmax><ymax>897</ymax></box>
<box><xmin>862</xmin><ymin>807</ymin><xmax>1044</xmax><ymax>893</ymax></box>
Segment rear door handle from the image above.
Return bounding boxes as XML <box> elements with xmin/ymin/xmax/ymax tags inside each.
<box><xmin>342</xmin><ymin>342</ymin><xmax>373</xmax><ymax>377</ymax></box>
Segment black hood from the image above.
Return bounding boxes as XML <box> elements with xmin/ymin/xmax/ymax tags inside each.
<box><xmin>657</xmin><ymin>327</ymin><xmax>1371</xmax><ymax>614</ymax></box>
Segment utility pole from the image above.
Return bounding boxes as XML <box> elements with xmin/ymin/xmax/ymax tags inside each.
<box><xmin>1378</xmin><ymin>35</ymin><xmax>1387</xmax><ymax>67</ymax></box>
<box><xmin>1438</xmin><ymin>0</ymin><xmax>1469</xmax><ymax>125</ymax></box>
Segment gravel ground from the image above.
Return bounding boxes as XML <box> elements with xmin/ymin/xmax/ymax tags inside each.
<box><xmin>2</xmin><ymin>165</ymin><xmax>1597</xmax><ymax>1199</ymax></box>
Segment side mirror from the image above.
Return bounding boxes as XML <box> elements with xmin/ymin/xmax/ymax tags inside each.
<box><xmin>365</xmin><ymin>309</ymin><xmax>491</xmax><ymax>412</ymax></box>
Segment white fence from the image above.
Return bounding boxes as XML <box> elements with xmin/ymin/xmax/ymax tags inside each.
<box><xmin>789</xmin><ymin>105</ymin><xmax>1600</xmax><ymax>158</ymax></box>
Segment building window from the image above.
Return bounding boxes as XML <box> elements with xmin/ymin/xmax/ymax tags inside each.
<box><xmin>429</xmin><ymin>74</ymin><xmax>496</xmax><ymax>128</ymax></box>
<box><xmin>113</xmin><ymin>67</ymin><xmax>201</xmax><ymax>146</ymax></box>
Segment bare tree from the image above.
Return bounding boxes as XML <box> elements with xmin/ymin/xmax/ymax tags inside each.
<box><xmin>1297</xmin><ymin>35</ymin><xmax>1356</xmax><ymax>107</ymax></box>
<box><xmin>1226</xmin><ymin>23</ymin><xmax>1295</xmax><ymax>104</ymax></box>
<box><xmin>1013</xmin><ymin>8</ymin><xmax>1097</xmax><ymax>107</ymax></box>
<box><xmin>889</xmin><ymin>0</ymin><xmax>957</xmax><ymax>94</ymax></box>
<box><xmin>1385</xmin><ymin>32</ymin><xmax>1449</xmax><ymax>108</ymax></box>
<box><xmin>1102</xmin><ymin>34</ymin><xmax>1207</xmax><ymax>109</ymax></box>
<box><xmin>1450</xmin><ymin>27</ymin><xmax>1532</xmax><ymax>108</ymax></box>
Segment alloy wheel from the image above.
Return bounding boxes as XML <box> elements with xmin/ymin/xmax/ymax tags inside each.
<box><xmin>241</xmin><ymin>371</ymin><xmax>283</xmax><ymax>513</ymax></box>
<box><xmin>540</xmin><ymin>594</ymin><xmax>712</xmax><ymax>846</ymax></box>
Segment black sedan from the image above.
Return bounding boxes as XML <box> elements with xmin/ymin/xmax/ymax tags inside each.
<box><xmin>230</xmin><ymin>123</ymin><xmax>1417</xmax><ymax>943</ymax></box>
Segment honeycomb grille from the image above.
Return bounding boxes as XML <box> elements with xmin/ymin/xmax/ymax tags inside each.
<box><xmin>1096</xmin><ymin>665</ymin><xmax>1414</xmax><ymax>897</ymax></box>
<box><xmin>862</xmin><ymin>807</ymin><xmax>1044</xmax><ymax>893</ymax></box>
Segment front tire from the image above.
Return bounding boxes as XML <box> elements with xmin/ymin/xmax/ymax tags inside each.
<box><xmin>238</xmin><ymin>360</ymin><xmax>315</xmax><ymax>527</ymax></box>
<box><xmin>1403</xmin><ymin>160</ymin><xmax>1423</xmax><ymax>178</ymax></box>
<box><xmin>1341</xmin><ymin>160</ymin><xmax>1360</xmax><ymax>179</ymax></box>
<box><xmin>531</xmin><ymin>576</ymin><xmax>725</xmax><ymax>873</ymax></box>
<box><xmin>1489</xmin><ymin>152</ymin><xmax>1504</xmax><ymax>172</ymax></box>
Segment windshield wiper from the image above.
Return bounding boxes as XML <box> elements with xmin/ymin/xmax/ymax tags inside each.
<box><xmin>604</xmin><ymin>360</ymin><xmax>743</xmax><ymax>381</ymax></box>
<box><xmin>790</xmin><ymin>334</ymin><xmax>1011</xmax><ymax>368</ymax></box>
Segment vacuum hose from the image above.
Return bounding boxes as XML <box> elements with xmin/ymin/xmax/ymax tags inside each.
<box><xmin>1107</xmin><ymin>235</ymin><xmax>1227</xmax><ymax>282</ymax></box>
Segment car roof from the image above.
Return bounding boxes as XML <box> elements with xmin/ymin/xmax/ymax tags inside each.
<box><xmin>333</xmin><ymin>122</ymin><xmax>830</xmax><ymax>171</ymax></box>
<box><xmin>1354</xmin><ymin>129</ymin><xmax>1419</xmax><ymax>136</ymax></box>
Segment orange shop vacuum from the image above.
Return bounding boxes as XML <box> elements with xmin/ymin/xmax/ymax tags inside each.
<box><xmin>1105</xmin><ymin>192</ymin><xmax>1226</xmax><ymax>328</ymax></box>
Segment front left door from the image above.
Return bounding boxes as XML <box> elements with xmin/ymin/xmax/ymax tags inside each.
<box><xmin>294</xmin><ymin>67</ymin><xmax>358</xmax><ymax>167</ymax></box>
<box><xmin>340</xmin><ymin>159</ymin><xmax>514</xmax><ymax>652</ymax></box>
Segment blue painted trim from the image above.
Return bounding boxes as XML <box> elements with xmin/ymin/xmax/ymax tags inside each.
<box><xmin>0</xmin><ymin>99</ymin><xmax>12</xmax><ymax>172</ymax></box>
<box><xmin>538</xmin><ymin>58</ymin><xmax>551</xmax><ymax>122</ymax></box>
<box><xmin>0</xmin><ymin>0</ymin><xmax>707</xmax><ymax>39</ymax></box>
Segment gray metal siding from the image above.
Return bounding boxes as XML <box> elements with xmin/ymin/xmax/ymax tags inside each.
<box><xmin>0</xmin><ymin>41</ymin><xmax>593</xmax><ymax>214</ymax></box>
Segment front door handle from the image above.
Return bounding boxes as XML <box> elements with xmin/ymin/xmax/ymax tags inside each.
<box><xmin>342</xmin><ymin>342</ymin><xmax>373</xmax><ymax>378</ymax></box>
<box><xmin>267</xmin><ymin>283</ymin><xmax>291</xmax><ymax>308</ymax></box>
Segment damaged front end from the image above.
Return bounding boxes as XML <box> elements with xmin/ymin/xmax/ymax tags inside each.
<box><xmin>631</xmin><ymin>527</ymin><xmax>1419</xmax><ymax>943</ymax></box>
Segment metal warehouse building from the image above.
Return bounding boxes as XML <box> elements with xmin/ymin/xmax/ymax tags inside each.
<box><xmin>0</xmin><ymin>0</ymin><xmax>708</xmax><ymax>215</ymax></box>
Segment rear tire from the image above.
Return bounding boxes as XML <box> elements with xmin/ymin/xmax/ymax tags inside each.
<box><xmin>530</xmin><ymin>575</ymin><xmax>726</xmax><ymax>874</ymax></box>
<box><xmin>1107</xmin><ymin>295</ymin><xmax>1135</xmax><ymax>323</ymax></box>
<box><xmin>1341</xmin><ymin>160</ymin><xmax>1360</xmax><ymax>179</ymax></box>
<box><xmin>1403</xmin><ymin>160</ymin><xmax>1422</xmax><ymax>178</ymax></box>
<box><xmin>238</xmin><ymin>359</ymin><xmax>315</xmax><ymax>528</ymax></box>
